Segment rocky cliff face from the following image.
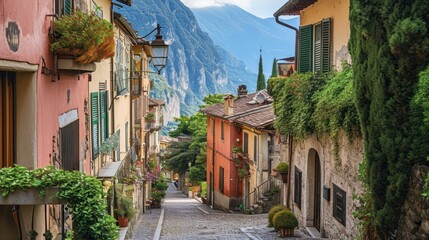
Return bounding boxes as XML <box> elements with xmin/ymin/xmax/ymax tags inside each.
<box><xmin>117</xmin><ymin>0</ymin><xmax>256</xmax><ymax>122</ymax></box>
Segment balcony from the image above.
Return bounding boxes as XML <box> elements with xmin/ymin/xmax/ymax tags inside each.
<box><xmin>51</xmin><ymin>11</ymin><xmax>114</xmax><ymax>76</ymax></box>
<box><xmin>0</xmin><ymin>187</ymin><xmax>66</xmax><ymax>205</ymax></box>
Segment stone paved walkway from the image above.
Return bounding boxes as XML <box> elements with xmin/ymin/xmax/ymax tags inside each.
<box><xmin>128</xmin><ymin>183</ymin><xmax>325</xmax><ymax>240</ymax></box>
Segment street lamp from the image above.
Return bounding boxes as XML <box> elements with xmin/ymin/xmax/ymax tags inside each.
<box><xmin>142</xmin><ymin>24</ymin><xmax>169</xmax><ymax>74</ymax></box>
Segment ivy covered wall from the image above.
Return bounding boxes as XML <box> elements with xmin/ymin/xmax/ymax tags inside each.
<box><xmin>349</xmin><ymin>0</ymin><xmax>429</xmax><ymax>238</ymax></box>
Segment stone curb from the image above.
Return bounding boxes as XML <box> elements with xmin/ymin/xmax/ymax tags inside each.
<box><xmin>153</xmin><ymin>209</ymin><xmax>165</xmax><ymax>240</ymax></box>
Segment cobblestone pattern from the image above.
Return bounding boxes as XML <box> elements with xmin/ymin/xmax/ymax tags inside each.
<box><xmin>129</xmin><ymin>183</ymin><xmax>321</xmax><ymax>240</ymax></box>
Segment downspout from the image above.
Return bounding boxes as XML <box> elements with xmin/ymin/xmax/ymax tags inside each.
<box><xmin>211</xmin><ymin>118</ymin><xmax>215</xmax><ymax>208</ymax></box>
<box><xmin>110</xmin><ymin>4</ymin><xmax>116</xmax><ymax>161</ymax></box>
<box><xmin>275</xmin><ymin>16</ymin><xmax>299</xmax><ymax>70</ymax></box>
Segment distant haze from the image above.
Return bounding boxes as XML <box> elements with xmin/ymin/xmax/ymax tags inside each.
<box><xmin>192</xmin><ymin>5</ymin><xmax>299</xmax><ymax>75</ymax></box>
<box><xmin>180</xmin><ymin>0</ymin><xmax>286</xmax><ymax>18</ymax></box>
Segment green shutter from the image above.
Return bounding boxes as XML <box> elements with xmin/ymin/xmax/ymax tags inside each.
<box><xmin>298</xmin><ymin>25</ymin><xmax>313</xmax><ymax>73</ymax></box>
<box><xmin>91</xmin><ymin>92</ymin><xmax>99</xmax><ymax>160</ymax></box>
<box><xmin>64</xmin><ymin>0</ymin><xmax>72</xmax><ymax>15</ymax></box>
<box><xmin>100</xmin><ymin>91</ymin><xmax>108</xmax><ymax>143</ymax></box>
<box><xmin>321</xmin><ymin>18</ymin><xmax>332</xmax><ymax>73</ymax></box>
<box><xmin>314</xmin><ymin>24</ymin><xmax>322</xmax><ymax>72</ymax></box>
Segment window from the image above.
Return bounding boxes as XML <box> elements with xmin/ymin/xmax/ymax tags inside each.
<box><xmin>116</xmin><ymin>130</ymin><xmax>121</xmax><ymax>161</ymax></box>
<box><xmin>294</xmin><ymin>167</ymin><xmax>302</xmax><ymax>209</ymax></box>
<box><xmin>55</xmin><ymin>0</ymin><xmax>73</xmax><ymax>16</ymax></box>
<box><xmin>125</xmin><ymin>122</ymin><xmax>128</xmax><ymax>150</ymax></box>
<box><xmin>333</xmin><ymin>184</ymin><xmax>346</xmax><ymax>226</ymax></box>
<box><xmin>100</xmin><ymin>90</ymin><xmax>108</xmax><ymax>143</ymax></box>
<box><xmin>115</xmin><ymin>39</ymin><xmax>128</xmax><ymax>95</ymax></box>
<box><xmin>0</xmin><ymin>72</ymin><xmax>15</xmax><ymax>168</ymax></box>
<box><xmin>91</xmin><ymin>0</ymin><xmax>103</xmax><ymax>19</ymax></box>
<box><xmin>219</xmin><ymin>167</ymin><xmax>224</xmax><ymax>193</ymax></box>
<box><xmin>91</xmin><ymin>92</ymin><xmax>99</xmax><ymax>160</ymax></box>
<box><xmin>253</xmin><ymin>135</ymin><xmax>258</xmax><ymax>163</ymax></box>
<box><xmin>211</xmin><ymin>118</ymin><xmax>214</xmax><ymax>135</ymax></box>
<box><xmin>221</xmin><ymin>121</ymin><xmax>224</xmax><ymax>141</ymax></box>
<box><xmin>243</xmin><ymin>132</ymin><xmax>249</xmax><ymax>154</ymax></box>
<box><xmin>61</xmin><ymin>120</ymin><xmax>79</xmax><ymax>170</ymax></box>
<box><xmin>298</xmin><ymin>18</ymin><xmax>331</xmax><ymax>73</ymax></box>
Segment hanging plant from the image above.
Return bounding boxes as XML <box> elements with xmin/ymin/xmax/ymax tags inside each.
<box><xmin>51</xmin><ymin>11</ymin><xmax>114</xmax><ymax>64</ymax></box>
<box><xmin>100</xmin><ymin>132</ymin><xmax>120</xmax><ymax>155</ymax></box>
<box><xmin>0</xmin><ymin>165</ymin><xmax>118</xmax><ymax>240</ymax></box>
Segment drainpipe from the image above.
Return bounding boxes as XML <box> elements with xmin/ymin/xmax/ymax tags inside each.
<box><xmin>275</xmin><ymin>16</ymin><xmax>299</xmax><ymax>70</ymax></box>
<box><xmin>110</xmin><ymin>5</ymin><xmax>115</xmax><ymax>162</ymax></box>
<box><xmin>211</xmin><ymin>119</ymin><xmax>215</xmax><ymax>208</ymax></box>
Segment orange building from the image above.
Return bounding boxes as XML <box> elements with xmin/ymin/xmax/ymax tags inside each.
<box><xmin>201</xmin><ymin>86</ymin><xmax>277</xmax><ymax>210</ymax></box>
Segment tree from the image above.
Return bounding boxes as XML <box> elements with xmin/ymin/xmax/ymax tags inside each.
<box><xmin>349</xmin><ymin>0</ymin><xmax>429</xmax><ymax>238</ymax></box>
<box><xmin>257</xmin><ymin>49</ymin><xmax>266</xmax><ymax>90</ymax></box>
<box><xmin>271</xmin><ymin>58</ymin><xmax>278</xmax><ymax>78</ymax></box>
<box><xmin>165</xmin><ymin>94</ymin><xmax>224</xmax><ymax>177</ymax></box>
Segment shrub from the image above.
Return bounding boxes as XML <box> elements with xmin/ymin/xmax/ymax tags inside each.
<box><xmin>115</xmin><ymin>194</ymin><xmax>136</xmax><ymax>219</ymax></box>
<box><xmin>276</xmin><ymin>162</ymin><xmax>289</xmax><ymax>174</ymax></box>
<box><xmin>268</xmin><ymin>204</ymin><xmax>288</xmax><ymax>227</ymax></box>
<box><xmin>273</xmin><ymin>209</ymin><xmax>298</xmax><ymax>229</ymax></box>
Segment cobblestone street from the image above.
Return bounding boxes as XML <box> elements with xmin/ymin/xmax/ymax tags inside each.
<box><xmin>127</xmin><ymin>183</ymin><xmax>321</xmax><ymax>240</ymax></box>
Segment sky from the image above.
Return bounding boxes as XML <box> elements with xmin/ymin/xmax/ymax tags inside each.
<box><xmin>180</xmin><ymin>0</ymin><xmax>286</xmax><ymax>19</ymax></box>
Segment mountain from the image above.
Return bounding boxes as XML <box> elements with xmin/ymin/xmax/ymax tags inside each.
<box><xmin>192</xmin><ymin>5</ymin><xmax>299</xmax><ymax>75</ymax></box>
<box><xmin>116</xmin><ymin>0</ymin><xmax>256</xmax><ymax>122</ymax></box>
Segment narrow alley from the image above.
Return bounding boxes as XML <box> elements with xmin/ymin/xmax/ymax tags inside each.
<box><xmin>128</xmin><ymin>183</ymin><xmax>319</xmax><ymax>240</ymax></box>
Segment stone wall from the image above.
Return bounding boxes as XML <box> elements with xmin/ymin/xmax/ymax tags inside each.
<box><xmin>397</xmin><ymin>165</ymin><xmax>429</xmax><ymax>239</ymax></box>
<box><xmin>283</xmin><ymin>131</ymin><xmax>363</xmax><ymax>239</ymax></box>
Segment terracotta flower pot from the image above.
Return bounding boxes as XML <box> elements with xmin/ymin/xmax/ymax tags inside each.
<box><xmin>117</xmin><ymin>216</ymin><xmax>129</xmax><ymax>227</ymax></box>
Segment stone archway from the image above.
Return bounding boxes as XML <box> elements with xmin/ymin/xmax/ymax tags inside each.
<box><xmin>306</xmin><ymin>148</ymin><xmax>321</xmax><ymax>231</ymax></box>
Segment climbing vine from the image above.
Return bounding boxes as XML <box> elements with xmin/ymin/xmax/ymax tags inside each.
<box><xmin>0</xmin><ymin>165</ymin><xmax>118</xmax><ymax>240</ymax></box>
<box><xmin>268</xmin><ymin>63</ymin><xmax>359</xmax><ymax>139</ymax></box>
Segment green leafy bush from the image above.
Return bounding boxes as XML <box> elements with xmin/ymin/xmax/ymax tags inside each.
<box><xmin>275</xmin><ymin>162</ymin><xmax>289</xmax><ymax>174</ymax></box>
<box><xmin>273</xmin><ymin>209</ymin><xmax>298</xmax><ymax>229</ymax></box>
<box><xmin>115</xmin><ymin>193</ymin><xmax>136</xmax><ymax>219</ymax></box>
<box><xmin>268</xmin><ymin>204</ymin><xmax>288</xmax><ymax>227</ymax></box>
<box><xmin>0</xmin><ymin>165</ymin><xmax>118</xmax><ymax>239</ymax></box>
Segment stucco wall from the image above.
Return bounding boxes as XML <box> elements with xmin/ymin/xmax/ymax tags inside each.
<box><xmin>286</xmin><ymin>131</ymin><xmax>363</xmax><ymax>239</ymax></box>
<box><xmin>300</xmin><ymin>0</ymin><xmax>351</xmax><ymax>69</ymax></box>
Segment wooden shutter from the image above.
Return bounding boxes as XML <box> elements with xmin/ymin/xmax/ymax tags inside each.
<box><xmin>100</xmin><ymin>91</ymin><xmax>108</xmax><ymax>143</ymax></box>
<box><xmin>221</xmin><ymin>121</ymin><xmax>224</xmax><ymax>140</ymax></box>
<box><xmin>321</xmin><ymin>18</ymin><xmax>332</xmax><ymax>72</ymax></box>
<box><xmin>61</xmin><ymin>120</ymin><xmax>79</xmax><ymax>171</ymax></box>
<box><xmin>314</xmin><ymin>23</ymin><xmax>322</xmax><ymax>72</ymax></box>
<box><xmin>63</xmin><ymin>0</ymin><xmax>72</xmax><ymax>15</ymax></box>
<box><xmin>294</xmin><ymin>167</ymin><xmax>302</xmax><ymax>209</ymax></box>
<box><xmin>0</xmin><ymin>72</ymin><xmax>15</xmax><ymax>168</ymax></box>
<box><xmin>253</xmin><ymin>135</ymin><xmax>258</xmax><ymax>163</ymax></box>
<box><xmin>333</xmin><ymin>184</ymin><xmax>346</xmax><ymax>226</ymax></box>
<box><xmin>243</xmin><ymin>132</ymin><xmax>249</xmax><ymax>154</ymax></box>
<box><xmin>298</xmin><ymin>25</ymin><xmax>313</xmax><ymax>73</ymax></box>
<box><xmin>219</xmin><ymin>167</ymin><xmax>224</xmax><ymax>193</ymax></box>
<box><xmin>91</xmin><ymin>92</ymin><xmax>99</xmax><ymax>160</ymax></box>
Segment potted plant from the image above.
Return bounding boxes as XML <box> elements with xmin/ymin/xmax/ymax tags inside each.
<box><xmin>273</xmin><ymin>209</ymin><xmax>298</xmax><ymax>237</ymax></box>
<box><xmin>232</xmin><ymin>147</ymin><xmax>242</xmax><ymax>158</ymax></box>
<box><xmin>150</xmin><ymin>190</ymin><xmax>165</xmax><ymax>208</ymax></box>
<box><xmin>145</xmin><ymin>112</ymin><xmax>155</xmax><ymax>122</ymax></box>
<box><xmin>276</xmin><ymin>162</ymin><xmax>289</xmax><ymax>183</ymax></box>
<box><xmin>115</xmin><ymin>194</ymin><xmax>136</xmax><ymax>227</ymax></box>
<box><xmin>268</xmin><ymin>204</ymin><xmax>289</xmax><ymax>228</ymax></box>
<box><xmin>51</xmin><ymin>11</ymin><xmax>114</xmax><ymax>64</ymax></box>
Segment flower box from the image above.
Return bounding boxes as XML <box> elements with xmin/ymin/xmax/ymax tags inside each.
<box><xmin>0</xmin><ymin>187</ymin><xmax>66</xmax><ymax>205</ymax></box>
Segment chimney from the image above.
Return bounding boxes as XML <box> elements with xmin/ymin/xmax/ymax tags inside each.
<box><xmin>237</xmin><ymin>85</ymin><xmax>248</xmax><ymax>98</ymax></box>
<box><xmin>224</xmin><ymin>94</ymin><xmax>234</xmax><ymax>116</ymax></box>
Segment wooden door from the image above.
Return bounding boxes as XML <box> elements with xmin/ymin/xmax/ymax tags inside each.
<box><xmin>314</xmin><ymin>152</ymin><xmax>321</xmax><ymax>230</ymax></box>
<box><xmin>0</xmin><ymin>71</ymin><xmax>15</xmax><ymax>168</ymax></box>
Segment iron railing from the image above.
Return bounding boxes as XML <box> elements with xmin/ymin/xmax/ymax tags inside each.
<box><xmin>244</xmin><ymin>176</ymin><xmax>282</xmax><ymax>213</ymax></box>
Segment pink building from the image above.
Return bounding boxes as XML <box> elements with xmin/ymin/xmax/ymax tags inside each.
<box><xmin>0</xmin><ymin>1</ymin><xmax>93</xmax><ymax>237</ymax></box>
